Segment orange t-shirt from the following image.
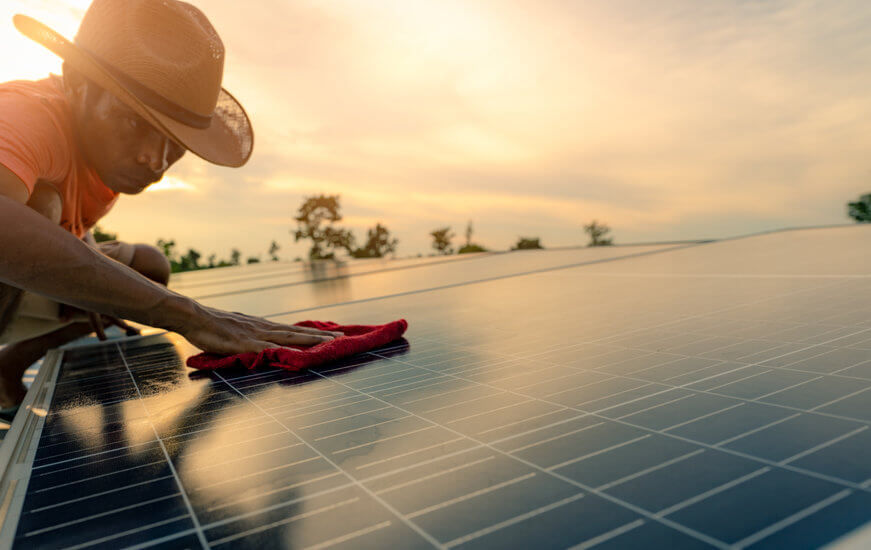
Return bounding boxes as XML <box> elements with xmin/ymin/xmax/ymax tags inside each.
<box><xmin>0</xmin><ymin>74</ymin><xmax>119</xmax><ymax>238</ymax></box>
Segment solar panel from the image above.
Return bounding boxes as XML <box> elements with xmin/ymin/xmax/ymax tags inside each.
<box><xmin>190</xmin><ymin>245</ymin><xmax>683</xmax><ymax>317</ymax></box>
<box><xmin>2</xmin><ymin>227</ymin><xmax>871</xmax><ymax>549</ymax></box>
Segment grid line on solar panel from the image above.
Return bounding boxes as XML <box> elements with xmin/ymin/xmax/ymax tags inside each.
<box><xmin>352</xmin><ymin>437</ymin><xmax>471</xmax><ymax>471</ymax></box>
<box><xmin>354</xmin><ymin>346</ymin><xmax>869</xmax><ymax>544</ymax></box>
<box><xmin>254</xmin><ymin>244</ymin><xmax>696</xmax><ymax>320</ymax></box>
<box><xmin>203</xmin><ymin>472</ymin><xmax>347</xmax><ymax>514</ymax></box>
<box><xmin>207</xmin><ymin>496</ymin><xmax>362</xmax><ymax>546</ymax></box>
<box><xmin>209</xmin><ymin>371</ymin><xmax>447</xmax><ymax>548</ymax></box>
<box><xmin>174</xmin><ymin>251</ymin><xmax>496</xmax><ymax>296</ymax></box>
<box><xmin>21</xmin><ymin>493</ymin><xmax>182</xmax><ymax>537</ymax></box>
<box><xmin>655</xmin><ymin>467</ymin><xmax>771</xmax><ymax>518</ymax></box>
<box><xmin>299</xmin><ymin>360</ymin><xmax>730</xmax><ymax>549</ymax></box>
<box><xmin>30</xmin><ymin>438</ymin><xmax>159</xmax><ymax>470</ymax></box>
<box><xmin>29</xmin><ymin>475</ymin><xmax>175</xmax><ymax>513</ymax></box>
<box><xmin>595</xmin><ymin>448</ymin><xmax>706</xmax><ymax>491</ymax></box>
<box><xmin>413</xmin><ymin>324</ymin><xmax>871</xmax><ymax>425</ymax></box>
<box><xmin>778</xmin><ymin>426</ymin><xmax>869</xmax><ymax>465</ymax></box>
<box><xmin>31</xmin><ymin>460</ymin><xmax>167</xmax><ymax>494</ymax></box>
<box><xmin>732</xmin><ymin>488</ymin><xmax>853</xmax><ymax>549</ymax></box>
<box><xmin>390</xmin><ymin>340</ymin><xmax>871</xmax><ymax>489</ymax></box>
<box><xmin>60</xmin><ymin>516</ymin><xmax>193</xmax><ymax>550</ymax></box>
<box><xmin>114</xmin><ymin>344</ymin><xmax>210</xmax><ymax>549</ymax></box>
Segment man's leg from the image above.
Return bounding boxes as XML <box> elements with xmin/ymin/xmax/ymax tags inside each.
<box><xmin>0</xmin><ymin>321</ymin><xmax>96</xmax><ymax>408</ymax></box>
<box><xmin>0</xmin><ymin>243</ymin><xmax>170</xmax><ymax>409</ymax></box>
<box><xmin>0</xmin><ymin>284</ymin><xmax>24</xmax><ymax>341</ymax></box>
<box><xmin>128</xmin><ymin>244</ymin><xmax>171</xmax><ymax>286</ymax></box>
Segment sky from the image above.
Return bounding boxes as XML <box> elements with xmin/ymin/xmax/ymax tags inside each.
<box><xmin>2</xmin><ymin>0</ymin><xmax>871</xmax><ymax>260</ymax></box>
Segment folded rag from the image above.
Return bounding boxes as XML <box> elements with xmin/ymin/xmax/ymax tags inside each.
<box><xmin>186</xmin><ymin>319</ymin><xmax>408</xmax><ymax>371</ymax></box>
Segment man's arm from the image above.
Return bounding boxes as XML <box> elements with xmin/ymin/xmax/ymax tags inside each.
<box><xmin>0</xmin><ymin>168</ymin><xmax>338</xmax><ymax>353</ymax></box>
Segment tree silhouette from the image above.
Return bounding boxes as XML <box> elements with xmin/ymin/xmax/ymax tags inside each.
<box><xmin>351</xmin><ymin>223</ymin><xmax>399</xmax><ymax>258</ymax></box>
<box><xmin>430</xmin><ymin>227</ymin><xmax>454</xmax><ymax>255</ymax></box>
<box><xmin>268</xmin><ymin>240</ymin><xmax>281</xmax><ymax>261</ymax></box>
<box><xmin>848</xmin><ymin>193</ymin><xmax>871</xmax><ymax>222</ymax></box>
<box><xmin>584</xmin><ymin>220</ymin><xmax>613</xmax><ymax>246</ymax></box>
<box><xmin>156</xmin><ymin>239</ymin><xmax>241</xmax><ymax>272</ymax></box>
<box><xmin>179</xmin><ymin>248</ymin><xmax>202</xmax><ymax>271</ymax></box>
<box><xmin>458</xmin><ymin>243</ymin><xmax>487</xmax><ymax>254</ymax></box>
<box><xmin>92</xmin><ymin>225</ymin><xmax>117</xmax><ymax>243</ymax></box>
<box><xmin>247</xmin><ymin>256</ymin><xmax>261</xmax><ymax>264</ymax></box>
<box><xmin>157</xmin><ymin>238</ymin><xmax>176</xmax><ymax>260</ymax></box>
<box><xmin>458</xmin><ymin>220</ymin><xmax>488</xmax><ymax>254</ymax></box>
<box><xmin>156</xmin><ymin>238</ymin><xmax>183</xmax><ymax>272</ymax></box>
<box><xmin>513</xmin><ymin>237</ymin><xmax>543</xmax><ymax>250</ymax></box>
<box><xmin>293</xmin><ymin>195</ymin><xmax>354</xmax><ymax>259</ymax></box>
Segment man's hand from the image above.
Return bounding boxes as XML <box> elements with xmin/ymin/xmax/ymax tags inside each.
<box><xmin>59</xmin><ymin>304</ymin><xmax>141</xmax><ymax>340</ymax></box>
<box><xmin>177</xmin><ymin>303</ymin><xmax>342</xmax><ymax>355</ymax></box>
<box><xmin>87</xmin><ymin>312</ymin><xmax>141</xmax><ymax>340</ymax></box>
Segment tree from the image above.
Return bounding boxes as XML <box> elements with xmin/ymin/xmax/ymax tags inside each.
<box><xmin>92</xmin><ymin>225</ymin><xmax>117</xmax><ymax>243</ymax></box>
<box><xmin>268</xmin><ymin>240</ymin><xmax>281</xmax><ymax>261</ymax></box>
<box><xmin>207</xmin><ymin>254</ymin><xmax>217</xmax><ymax>268</ymax></box>
<box><xmin>351</xmin><ymin>223</ymin><xmax>399</xmax><ymax>258</ymax></box>
<box><xmin>584</xmin><ymin>220</ymin><xmax>613</xmax><ymax>246</ymax></box>
<box><xmin>247</xmin><ymin>256</ymin><xmax>261</xmax><ymax>264</ymax></box>
<box><xmin>457</xmin><ymin>219</ymin><xmax>488</xmax><ymax>254</ymax></box>
<box><xmin>848</xmin><ymin>193</ymin><xmax>871</xmax><ymax>222</ymax></box>
<box><xmin>230</xmin><ymin>248</ymin><xmax>241</xmax><ymax>266</ymax></box>
<box><xmin>178</xmin><ymin>249</ymin><xmax>202</xmax><ymax>271</ymax></box>
<box><xmin>458</xmin><ymin>243</ymin><xmax>487</xmax><ymax>254</ymax></box>
<box><xmin>512</xmin><ymin>237</ymin><xmax>543</xmax><ymax>250</ymax></box>
<box><xmin>293</xmin><ymin>194</ymin><xmax>354</xmax><ymax>259</ymax></box>
<box><xmin>430</xmin><ymin>227</ymin><xmax>454</xmax><ymax>255</ymax></box>
<box><xmin>157</xmin><ymin>238</ymin><xmax>176</xmax><ymax>260</ymax></box>
<box><xmin>156</xmin><ymin>238</ymin><xmax>183</xmax><ymax>272</ymax></box>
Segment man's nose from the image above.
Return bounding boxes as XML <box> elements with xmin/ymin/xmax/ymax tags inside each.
<box><xmin>137</xmin><ymin>134</ymin><xmax>170</xmax><ymax>173</ymax></box>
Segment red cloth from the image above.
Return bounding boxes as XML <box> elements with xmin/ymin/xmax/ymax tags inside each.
<box><xmin>186</xmin><ymin>320</ymin><xmax>408</xmax><ymax>371</ymax></box>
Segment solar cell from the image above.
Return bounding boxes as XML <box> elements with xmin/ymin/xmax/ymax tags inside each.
<box><xmin>2</xmin><ymin>226</ymin><xmax>871</xmax><ymax>549</ymax></box>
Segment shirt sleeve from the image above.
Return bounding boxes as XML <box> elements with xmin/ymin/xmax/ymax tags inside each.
<box><xmin>0</xmin><ymin>93</ymin><xmax>68</xmax><ymax>198</ymax></box>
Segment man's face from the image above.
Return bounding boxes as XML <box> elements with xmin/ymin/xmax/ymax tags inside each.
<box><xmin>69</xmin><ymin>81</ymin><xmax>186</xmax><ymax>194</ymax></box>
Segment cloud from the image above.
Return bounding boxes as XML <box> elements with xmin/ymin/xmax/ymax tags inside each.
<box><xmin>12</xmin><ymin>0</ymin><xmax>871</xmax><ymax>257</ymax></box>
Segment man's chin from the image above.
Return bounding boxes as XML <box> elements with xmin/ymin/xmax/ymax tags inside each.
<box><xmin>108</xmin><ymin>176</ymin><xmax>148</xmax><ymax>195</ymax></box>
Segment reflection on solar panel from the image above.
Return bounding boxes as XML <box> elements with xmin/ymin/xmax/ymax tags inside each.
<box><xmin>2</xmin><ymin>228</ymin><xmax>871</xmax><ymax>548</ymax></box>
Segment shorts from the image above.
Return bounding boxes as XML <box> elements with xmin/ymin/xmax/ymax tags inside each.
<box><xmin>0</xmin><ymin>241</ymin><xmax>137</xmax><ymax>345</ymax></box>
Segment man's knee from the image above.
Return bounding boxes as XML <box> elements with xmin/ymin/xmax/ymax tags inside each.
<box><xmin>130</xmin><ymin>244</ymin><xmax>171</xmax><ymax>285</ymax></box>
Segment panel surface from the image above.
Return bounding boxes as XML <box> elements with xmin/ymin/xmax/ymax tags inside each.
<box><xmin>184</xmin><ymin>245</ymin><xmax>682</xmax><ymax>316</ymax></box>
<box><xmin>10</xmin><ymin>226</ymin><xmax>871</xmax><ymax>549</ymax></box>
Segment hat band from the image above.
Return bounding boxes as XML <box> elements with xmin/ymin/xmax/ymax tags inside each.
<box><xmin>78</xmin><ymin>43</ymin><xmax>214</xmax><ymax>129</ymax></box>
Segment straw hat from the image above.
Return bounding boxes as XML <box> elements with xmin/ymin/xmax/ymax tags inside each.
<box><xmin>13</xmin><ymin>0</ymin><xmax>253</xmax><ymax>167</ymax></box>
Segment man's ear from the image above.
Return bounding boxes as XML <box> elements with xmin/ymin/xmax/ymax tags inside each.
<box><xmin>61</xmin><ymin>62</ymin><xmax>89</xmax><ymax>106</ymax></box>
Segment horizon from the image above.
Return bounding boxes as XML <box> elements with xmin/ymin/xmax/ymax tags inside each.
<box><xmin>1</xmin><ymin>0</ymin><xmax>870</xmax><ymax>260</ymax></box>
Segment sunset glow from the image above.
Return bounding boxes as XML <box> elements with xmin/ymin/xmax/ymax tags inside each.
<box><xmin>3</xmin><ymin>0</ymin><xmax>871</xmax><ymax>259</ymax></box>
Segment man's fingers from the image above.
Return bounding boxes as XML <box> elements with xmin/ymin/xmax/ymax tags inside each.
<box><xmin>105</xmin><ymin>316</ymin><xmax>142</xmax><ymax>336</ymax></box>
<box><xmin>261</xmin><ymin>331</ymin><xmax>335</xmax><ymax>347</ymax></box>
<box><xmin>88</xmin><ymin>312</ymin><xmax>107</xmax><ymax>341</ymax></box>
<box><xmin>285</xmin><ymin>325</ymin><xmax>343</xmax><ymax>337</ymax></box>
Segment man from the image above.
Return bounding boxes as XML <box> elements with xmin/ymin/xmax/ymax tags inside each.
<box><xmin>0</xmin><ymin>0</ymin><xmax>340</xmax><ymax>411</ymax></box>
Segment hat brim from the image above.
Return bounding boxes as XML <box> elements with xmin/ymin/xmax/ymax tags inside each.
<box><xmin>13</xmin><ymin>14</ymin><xmax>254</xmax><ymax>168</ymax></box>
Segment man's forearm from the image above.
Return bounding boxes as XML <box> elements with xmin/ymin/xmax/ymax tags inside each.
<box><xmin>0</xmin><ymin>196</ymin><xmax>195</xmax><ymax>331</ymax></box>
